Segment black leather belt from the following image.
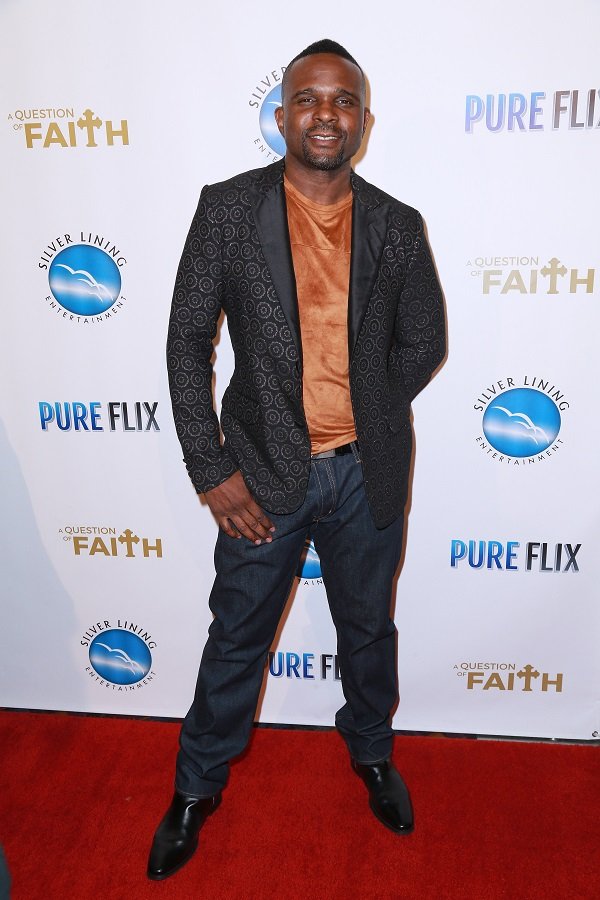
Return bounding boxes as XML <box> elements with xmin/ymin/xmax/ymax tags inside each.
<box><xmin>311</xmin><ymin>440</ymin><xmax>359</xmax><ymax>460</ymax></box>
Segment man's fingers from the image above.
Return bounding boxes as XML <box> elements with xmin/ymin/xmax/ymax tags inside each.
<box><xmin>230</xmin><ymin>513</ymin><xmax>272</xmax><ymax>544</ymax></box>
<box><xmin>242</xmin><ymin>510</ymin><xmax>273</xmax><ymax>541</ymax></box>
<box><xmin>246</xmin><ymin>501</ymin><xmax>275</xmax><ymax>534</ymax></box>
<box><xmin>219</xmin><ymin>519</ymin><xmax>242</xmax><ymax>539</ymax></box>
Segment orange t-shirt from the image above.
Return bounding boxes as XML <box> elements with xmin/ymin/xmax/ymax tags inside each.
<box><xmin>284</xmin><ymin>177</ymin><xmax>357</xmax><ymax>454</ymax></box>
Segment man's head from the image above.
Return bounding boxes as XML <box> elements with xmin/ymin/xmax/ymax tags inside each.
<box><xmin>275</xmin><ymin>39</ymin><xmax>370</xmax><ymax>174</ymax></box>
<box><xmin>281</xmin><ymin>39</ymin><xmax>366</xmax><ymax>103</ymax></box>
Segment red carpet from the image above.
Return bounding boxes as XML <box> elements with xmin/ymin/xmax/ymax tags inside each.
<box><xmin>0</xmin><ymin>711</ymin><xmax>598</xmax><ymax>899</ymax></box>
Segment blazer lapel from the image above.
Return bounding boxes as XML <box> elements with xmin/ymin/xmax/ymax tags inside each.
<box><xmin>348</xmin><ymin>175</ymin><xmax>389</xmax><ymax>358</ymax></box>
<box><xmin>250</xmin><ymin>177</ymin><xmax>303</xmax><ymax>366</ymax></box>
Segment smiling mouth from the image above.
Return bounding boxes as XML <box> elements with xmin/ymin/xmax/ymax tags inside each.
<box><xmin>308</xmin><ymin>133</ymin><xmax>342</xmax><ymax>143</ymax></box>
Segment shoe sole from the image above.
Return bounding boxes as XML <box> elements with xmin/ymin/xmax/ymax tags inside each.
<box><xmin>146</xmin><ymin>795</ymin><xmax>222</xmax><ymax>881</ymax></box>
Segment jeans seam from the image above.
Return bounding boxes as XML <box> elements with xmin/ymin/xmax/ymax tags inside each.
<box><xmin>323</xmin><ymin>459</ymin><xmax>336</xmax><ymax>515</ymax></box>
<box><xmin>313</xmin><ymin>463</ymin><xmax>326</xmax><ymax>519</ymax></box>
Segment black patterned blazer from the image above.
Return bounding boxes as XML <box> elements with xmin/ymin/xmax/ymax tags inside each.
<box><xmin>167</xmin><ymin>159</ymin><xmax>445</xmax><ymax>528</ymax></box>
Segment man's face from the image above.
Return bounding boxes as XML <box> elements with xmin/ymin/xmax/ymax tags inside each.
<box><xmin>275</xmin><ymin>53</ymin><xmax>370</xmax><ymax>173</ymax></box>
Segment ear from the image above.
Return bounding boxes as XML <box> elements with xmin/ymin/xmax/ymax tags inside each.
<box><xmin>274</xmin><ymin>105</ymin><xmax>285</xmax><ymax>138</ymax></box>
<box><xmin>362</xmin><ymin>107</ymin><xmax>371</xmax><ymax>135</ymax></box>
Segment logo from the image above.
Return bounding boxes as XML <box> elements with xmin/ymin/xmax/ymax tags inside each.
<box><xmin>39</xmin><ymin>401</ymin><xmax>159</xmax><ymax>432</ymax></box>
<box><xmin>450</xmin><ymin>540</ymin><xmax>581</xmax><ymax>572</ymax></box>
<box><xmin>39</xmin><ymin>233</ymin><xmax>127</xmax><ymax>323</ymax></box>
<box><xmin>454</xmin><ymin>662</ymin><xmax>563</xmax><ymax>693</ymax></box>
<box><xmin>81</xmin><ymin>620</ymin><xmax>156</xmax><ymax>690</ymax></box>
<box><xmin>267</xmin><ymin>651</ymin><xmax>340</xmax><ymax>680</ymax></box>
<box><xmin>60</xmin><ymin>526</ymin><xmax>163</xmax><ymax>559</ymax></box>
<box><xmin>467</xmin><ymin>256</ymin><xmax>595</xmax><ymax>296</ymax></box>
<box><xmin>248</xmin><ymin>67</ymin><xmax>286</xmax><ymax>160</ymax></box>
<box><xmin>483</xmin><ymin>388</ymin><xmax>560</xmax><ymax>457</ymax></box>
<box><xmin>8</xmin><ymin>107</ymin><xmax>129</xmax><ymax>148</ymax></box>
<box><xmin>474</xmin><ymin>377</ymin><xmax>568</xmax><ymax>464</ymax></box>
<box><xmin>465</xmin><ymin>89</ymin><xmax>599</xmax><ymax>133</ymax></box>
<box><xmin>296</xmin><ymin>538</ymin><xmax>322</xmax><ymax>583</ymax></box>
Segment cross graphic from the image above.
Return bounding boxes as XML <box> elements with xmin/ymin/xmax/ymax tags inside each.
<box><xmin>77</xmin><ymin>108</ymin><xmax>103</xmax><ymax>147</ymax></box>
<box><xmin>540</xmin><ymin>258</ymin><xmax>568</xmax><ymax>294</ymax></box>
<box><xmin>517</xmin><ymin>664</ymin><xmax>540</xmax><ymax>691</ymax></box>
<box><xmin>118</xmin><ymin>529</ymin><xmax>140</xmax><ymax>557</ymax></box>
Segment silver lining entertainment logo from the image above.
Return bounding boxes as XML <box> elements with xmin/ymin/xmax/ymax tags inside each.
<box><xmin>39</xmin><ymin>232</ymin><xmax>127</xmax><ymax>324</ymax></box>
<box><xmin>474</xmin><ymin>376</ymin><xmax>569</xmax><ymax>465</ymax></box>
<box><xmin>248</xmin><ymin>66</ymin><xmax>286</xmax><ymax>161</ymax></box>
<box><xmin>81</xmin><ymin>619</ymin><xmax>156</xmax><ymax>691</ymax></box>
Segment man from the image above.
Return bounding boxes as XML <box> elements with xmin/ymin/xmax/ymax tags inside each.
<box><xmin>148</xmin><ymin>39</ymin><xmax>445</xmax><ymax>880</ymax></box>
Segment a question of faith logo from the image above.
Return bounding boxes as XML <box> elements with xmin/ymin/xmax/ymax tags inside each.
<box><xmin>20</xmin><ymin>108</ymin><xmax>129</xmax><ymax>148</ymax></box>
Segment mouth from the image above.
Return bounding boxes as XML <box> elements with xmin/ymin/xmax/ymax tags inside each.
<box><xmin>306</xmin><ymin>131</ymin><xmax>343</xmax><ymax>144</ymax></box>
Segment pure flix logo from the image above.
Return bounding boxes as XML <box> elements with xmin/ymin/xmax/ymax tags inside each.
<box><xmin>38</xmin><ymin>401</ymin><xmax>159</xmax><ymax>432</ymax></box>
<box><xmin>465</xmin><ymin>89</ymin><xmax>600</xmax><ymax>133</ymax></box>
<box><xmin>8</xmin><ymin>107</ymin><xmax>129</xmax><ymax>148</ymax></box>
<box><xmin>39</xmin><ymin>233</ymin><xmax>127</xmax><ymax>323</ymax></box>
<box><xmin>296</xmin><ymin>538</ymin><xmax>322</xmax><ymax>583</ymax></box>
<box><xmin>474</xmin><ymin>377</ymin><xmax>568</xmax><ymax>464</ymax></box>
<box><xmin>450</xmin><ymin>539</ymin><xmax>581</xmax><ymax>573</ymax></box>
<box><xmin>82</xmin><ymin>620</ymin><xmax>156</xmax><ymax>690</ymax></box>
<box><xmin>248</xmin><ymin>67</ymin><xmax>286</xmax><ymax>160</ymax></box>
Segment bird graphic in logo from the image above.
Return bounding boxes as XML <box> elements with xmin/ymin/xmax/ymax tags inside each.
<box><xmin>94</xmin><ymin>642</ymin><xmax>144</xmax><ymax>675</ymax></box>
<box><xmin>53</xmin><ymin>263</ymin><xmax>113</xmax><ymax>303</ymax></box>
<box><xmin>490</xmin><ymin>406</ymin><xmax>549</xmax><ymax>446</ymax></box>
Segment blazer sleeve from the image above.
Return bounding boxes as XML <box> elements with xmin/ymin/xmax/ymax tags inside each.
<box><xmin>166</xmin><ymin>185</ymin><xmax>239</xmax><ymax>494</ymax></box>
<box><xmin>389</xmin><ymin>211</ymin><xmax>446</xmax><ymax>401</ymax></box>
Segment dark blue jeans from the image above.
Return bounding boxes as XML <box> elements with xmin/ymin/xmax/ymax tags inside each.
<box><xmin>176</xmin><ymin>445</ymin><xmax>404</xmax><ymax>797</ymax></box>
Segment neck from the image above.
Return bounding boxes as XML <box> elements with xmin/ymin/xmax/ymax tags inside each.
<box><xmin>283</xmin><ymin>158</ymin><xmax>352</xmax><ymax>204</ymax></box>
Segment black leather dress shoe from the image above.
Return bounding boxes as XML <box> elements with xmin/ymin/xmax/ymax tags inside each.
<box><xmin>147</xmin><ymin>791</ymin><xmax>221</xmax><ymax>880</ymax></box>
<box><xmin>351</xmin><ymin>759</ymin><xmax>414</xmax><ymax>834</ymax></box>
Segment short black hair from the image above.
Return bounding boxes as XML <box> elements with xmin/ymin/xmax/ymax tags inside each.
<box><xmin>282</xmin><ymin>39</ymin><xmax>365</xmax><ymax>99</ymax></box>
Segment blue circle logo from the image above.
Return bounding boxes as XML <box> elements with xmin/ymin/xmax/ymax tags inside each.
<box><xmin>297</xmin><ymin>538</ymin><xmax>321</xmax><ymax>579</ymax></box>
<box><xmin>49</xmin><ymin>245</ymin><xmax>121</xmax><ymax>315</ymax></box>
<box><xmin>89</xmin><ymin>629</ymin><xmax>151</xmax><ymax>685</ymax></box>
<box><xmin>482</xmin><ymin>388</ymin><xmax>561</xmax><ymax>457</ymax></box>
<box><xmin>259</xmin><ymin>84</ymin><xmax>286</xmax><ymax>156</ymax></box>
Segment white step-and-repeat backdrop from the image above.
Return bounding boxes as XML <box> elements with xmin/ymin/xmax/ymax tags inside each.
<box><xmin>1</xmin><ymin>0</ymin><xmax>598</xmax><ymax>740</ymax></box>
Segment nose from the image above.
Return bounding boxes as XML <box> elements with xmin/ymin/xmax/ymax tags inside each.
<box><xmin>313</xmin><ymin>100</ymin><xmax>338</xmax><ymax>123</ymax></box>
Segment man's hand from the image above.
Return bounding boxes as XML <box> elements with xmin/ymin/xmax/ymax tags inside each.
<box><xmin>203</xmin><ymin>471</ymin><xmax>275</xmax><ymax>544</ymax></box>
